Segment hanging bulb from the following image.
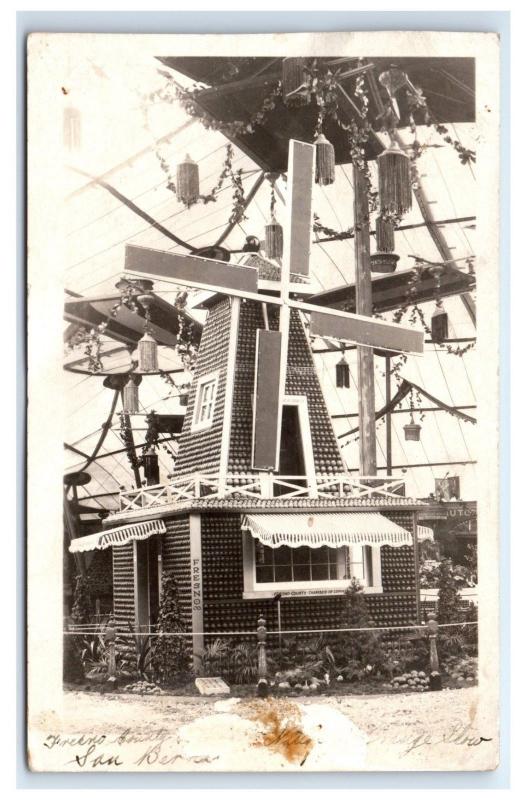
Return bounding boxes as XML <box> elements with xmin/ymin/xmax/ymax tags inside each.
<box><xmin>335</xmin><ymin>352</ymin><xmax>350</xmax><ymax>388</ymax></box>
<box><xmin>281</xmin><ymin>57</ymin><xmax>309</xmax><ymax>107</ymax></box>
<box><xmin>176</xmin><ymin>154</ymin><xmax>199</xmax><ymax>206</ymax></box>
<box><xmin>314</xmin><ymin>133</ymin><xmax>335</xmax><ymax>186</ymax></box>
<box><xmin>375</xmin><ymin>215</ymin><xmax>395</xmax><ymax>253</ymax></box>
<box><xmin>122</xmin><ymin>374</ymin><xmax>142</xmax><ymax>414</ymax></box>
<box><xmin>377</xmin><ymin>141</ymin><xmax>412</xmax><ymax>217</ymax></box>
<box><xmin>431</xmin><ymin>301</ymin><xmax>449</xmax><ymax>343</ymax></box>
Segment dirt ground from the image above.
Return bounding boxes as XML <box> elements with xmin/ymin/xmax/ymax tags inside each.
<box><xmin>28</xmin><ymin>686</ymin><xmax>498</xmax><ymax>772</ymax></box>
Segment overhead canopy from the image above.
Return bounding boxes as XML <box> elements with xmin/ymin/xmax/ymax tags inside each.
<box><xmin>69</xmin><ymin>518</ymin><xmax>166</xmax><ymax>553</ymax></box>
<box><xmin>241</xmin><ymin>512</ymin><xmax>412</xmax><ymax>549</ymax></box>
<box><xmin>418</xmin><ymin>525</ymin><xmax>435</xmax><ymax>542</ymax></box>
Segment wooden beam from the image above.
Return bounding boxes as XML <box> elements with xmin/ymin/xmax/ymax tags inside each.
<box><xmin>353</xmin><ymin>163</ymin><xmax>377</xmax><ymax>476</ymax></box>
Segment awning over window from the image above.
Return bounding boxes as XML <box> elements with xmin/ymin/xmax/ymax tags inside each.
<box><xmin>69</xmin><ymin>519</ymin><xmax>166</xmax><ymax>553</ymax></box>
<box><xmin>241</xmin><ymin>512</ymin><xmax>412</xmax><ymax>549</ymax></box>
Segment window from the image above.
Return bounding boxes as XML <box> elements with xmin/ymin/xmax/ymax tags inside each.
<box><xmin>191</xmin><ymin>371</ymin><xmax>219</xmax><ymax>432</ymax></box>
<box><xmin>243</xmin><ymin>536</ymin><xmax>382</xmax><ymax>596</ymax></box>
<box><xmin>255</xmin><ymin>543</ymin><xmax>350</xmax><ymax>585</ymax></box>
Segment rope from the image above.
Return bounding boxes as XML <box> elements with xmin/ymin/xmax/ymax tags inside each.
<box><xmin>64</xmin><ymin>621</ymin><xmax>478</xmax><ymax>637</ymax></box>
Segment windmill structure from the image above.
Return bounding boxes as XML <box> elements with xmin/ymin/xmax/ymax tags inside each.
<box><xmin>71</xmin><ymin>138</ymin><xmax>427</xmax><ymax>666</ymax></box>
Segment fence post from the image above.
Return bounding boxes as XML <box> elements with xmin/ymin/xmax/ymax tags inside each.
<box><xmin>257</xmin><ymin>616</ymin><xmax>269</xmax><ymax>697</ymax></box>
<box><xmin>105</xmin><ymin>621</ymin><xmax>117</xmax><ymax>686</ymax></box>
<box><xmin>427</xmin><ymin>612</ymin><xmax>442</xmax><ymax>691</ymax></box>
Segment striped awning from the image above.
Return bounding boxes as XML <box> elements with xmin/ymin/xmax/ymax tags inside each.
<box><xmin>418</xmin><ymin>525</ymin><xmax>434</xmax><ymax>542</ymax></box>
<box><xmin>241</xmin><ymin>512</ymin><xmax>412</xmax><ymax>549</ymax></box>
<box><xmin>69</xmin><ymin>519</ymin><xmax>166</xmax><ymax>553</ymax></box>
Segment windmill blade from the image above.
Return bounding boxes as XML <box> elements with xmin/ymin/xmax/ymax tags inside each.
<box><xmin>252</xmin><ymin>329</ymin><xmax>283</xmax><ymax>471</ymax></box>
<box><xmin>284</xmin><ymin>140</ymin><xmax>315</xmax><ymax>278</ymax></box>
<box><xmin>292</xmin><ymin>300</ymin><xmax>424</xmax><ymax>355</ymax></box>
<box><xmin>125</xmin><ymin>244</ymin><xmax>260</xmax><ymax>298</ymax></box>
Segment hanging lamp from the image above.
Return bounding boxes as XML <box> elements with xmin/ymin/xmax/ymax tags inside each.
<box><xmin>431</xmin><ymin>300</ymin><xmax>449</xmax><ymax>343</ymax></box>
<box><xmin>403</xmin><ymin>394</ymin><xmax>421</xmax><ymax>441</ymax></box>
<box><xmin>314</xmin><ymin>133</ymin><xmax>336</xmax><ymax>186</ymax></box>
<box><xmin>335</xmin><ymin>349</ymin><xmax>350</xmax><ymax>388</ymax></box>
<box><xmin>137</xmin><ymin>294</ymin><xmax>158</xmax><ymax>372</ymax></box>
<box><xmin>377</xmin><ymin>140</ymin><xmax>412</xmax><ymax>217</ymax></box>
<box><xmin>264</xmin><ymin>178</ymin><xmax>283</xmax><ymax>259</ymax></box>
<box><xmin>176</xmin><ymin>153</ymin><xmax>199</xmax><ymax>206</ymax></box>
<box><xmin>282</xmin><ymin>57</ymin><xmax>309</xmax><ymax>107</ymax></box>
<box><xmin>142</xmin><ymin>448</ymin><xmax>160</xmax><ymax>485</ymax></box>
<box><xmin>122</xmin><ymin>374</ymin><xmax>142</xmax><ymax>414</ymax></box>
<box><xmin>375</xmin><ymin>215</ymin><xmax>395</xmax><ymax>253</ymax></box>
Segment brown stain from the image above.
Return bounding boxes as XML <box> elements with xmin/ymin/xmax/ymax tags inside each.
<box><xmin>241</xmin><ymin>698</ymin><xmax>313</xmax><ymax>765</ymax></box>
<box><xmin>61</xmin><ymin>87</ymin><xmax>68</xmax><ymax>95</ymax></box>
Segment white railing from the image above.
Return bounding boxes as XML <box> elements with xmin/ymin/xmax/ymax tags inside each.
<box><xmin>117</xmin><ymin>473</ymin><xmax>409</xmax><ymax>514</ymax></box>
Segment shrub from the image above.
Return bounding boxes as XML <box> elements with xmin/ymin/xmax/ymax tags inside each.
<box><xmin>151</xmin><ymin>571</ymin><xmax>190</xmax><ymax>684</ymax></box>
<box><xmin>71</xmin><ymin>574</ymin><xmax>92</xmax><ymax>625</ymax></box>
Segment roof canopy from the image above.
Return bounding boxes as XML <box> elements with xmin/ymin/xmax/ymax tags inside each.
<box><xmin>241</xmin><ymin>512</ymin><xmax>412</xmax><ymax>549</ymax></box>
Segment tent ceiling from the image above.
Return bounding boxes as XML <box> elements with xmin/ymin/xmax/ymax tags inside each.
<box><xmin>157</xmin><ymin>56</ymin><xmax>475</xmax><ymax>171</ymax></box>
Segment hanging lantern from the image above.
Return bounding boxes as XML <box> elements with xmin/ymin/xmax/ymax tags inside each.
<box><xmin>176</xmin><ymin>154</ymin><xmax>199</xmax><ymax>206</ymax></box>
<box><xmin>179</xmin><ymin>391</ymin><xmax>189</xmax><ymax>407</ymax></box>
<box><xmin>376</xmin><ymin>215</ymin><xmax>395</xmax><ymax>253</ymax></box>
<box><xmin>335</xmin><ymin>352</ymin><xmax>350</xmax><ymax>388</ymax></box>
<box><xmin>377</xmin><ymin>142</ymin><xmax>412</xmax><ymax>217</ymax></box>
<box><xmin>122</xmin><ymin>374</ymin><xmax>142</xmax><ymax>414</ymax></box>
<box><xmin>265</xmin><ymin>220</ymin><xmax>283</xmax><ymax>259</ymax></box>
<box><xmin>282</xmin><ymin>57</ymin><xmax>309</xmax><ymax>107</ymax></box>
<box><xmin>403</xmin><ymin>419</ymin><xmax>422</xmax><ymax>441</ymax></box>
<box><xmin>138</xmin><ymin>330</ymin><xmax>158</xmax><ymax>372</ymax></box>
<box><xmin>314</xmin><ymin>133</ymin><xmax>335</xmax><ymax>186</ymax></box>
<box><xmin>142</xmin><ymin>450</ymin><xmax>160</xmax><ymax>485</ymax></box>
<box><xmin>431</xmin><ymin>302</ymin><xmax>449</xmax><ymax>343</ymax></box>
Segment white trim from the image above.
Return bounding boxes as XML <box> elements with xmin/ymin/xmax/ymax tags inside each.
<box><xmin>191</xmin><ymin>369</ymin><xmax>220</xmax><ymax>433</ymax></box>
<box><xmin>218</xmin><ymin>297</ymin><xmax>240</xmax><ymax>494</ymax></box>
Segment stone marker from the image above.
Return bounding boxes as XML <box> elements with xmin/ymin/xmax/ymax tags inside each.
<box><xmin>195</xmin><ymin>677</ymin><xmax>231</xmax><ymax>696</ymax></box>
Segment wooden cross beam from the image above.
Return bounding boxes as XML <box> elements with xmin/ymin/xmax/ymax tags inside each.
<box><xmin>125</xmin><ymin>139</ymin><xmax>423</xmax><ymax>472</ymax></box>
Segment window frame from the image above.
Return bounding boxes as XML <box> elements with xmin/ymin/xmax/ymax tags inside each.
<box><xmin>191</xmin><ymin>370</ymin><xmax>220</xmax><ymax>433</ymax></box>
<box><xmin>242</xmin><ymin>534</ymin><xmax>383</xmax><ymax>597</ymax></box>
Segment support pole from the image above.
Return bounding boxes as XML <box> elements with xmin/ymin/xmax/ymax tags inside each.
<box><xmin>385</xmin><ymin>355</ymin><xmax>392</xmax><ymax>474</ymax></box>
<box><xmin>353</xmin><ymin>163</ymin><xmax>377</xmax><ymax>476</ymax></box>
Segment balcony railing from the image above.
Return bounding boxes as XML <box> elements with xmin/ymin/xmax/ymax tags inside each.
<box><xmin>116</xmin><ymin>473</ymin><xmax>410</xmax><ymax>515</ymax></box>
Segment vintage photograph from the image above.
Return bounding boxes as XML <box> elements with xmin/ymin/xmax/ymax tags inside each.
<box><xmin>27</xmin><ymin>31</ymin><xmax>500</xmax><ymax>772</ymax></box>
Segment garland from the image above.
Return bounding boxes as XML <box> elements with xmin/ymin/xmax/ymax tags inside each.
<box><xmin>119</xmin><ymin>411</ymin><xmax>140</xmax><ymax>473</ymax></box>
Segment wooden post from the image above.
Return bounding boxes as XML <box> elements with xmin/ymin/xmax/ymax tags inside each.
<box><xmin>257</xmin><ymin>615</ymin><xmax>269</xmax><ymax>697</ymax></box>
<box><xmin>427</xmin><ymin>612</ymin><xmax>442</xmax><ymax>690</ymax></box>
<box><xmin>353</xmin><ymin>163</ymin><xmax>377</xmax><ymax>477</ymax></box>
<box><xmin>385</xmin><ymin>355</ymin><xmax>392</xmax><ymax>474</ymax></box>
<box><xmin>413</xmin><ymin>511</ymin><xmax>422</xmax><ymax>625</ymax></box>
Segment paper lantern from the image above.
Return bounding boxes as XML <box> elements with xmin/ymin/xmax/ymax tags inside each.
<box><xmin>176</xmin><ymin>154</ymin><xmax>199</xmax><ymax>206</ymax></box>
<box><xmin>122</xmin><ymin>374</ymin><xmax>142</xmax><ymax>414</ymax></box>
<box><xmin>265</xmin><ymin>221</ymin><xmax>283</xmax><ymax>259</ymax></box>
<box><xmin>431</xmin><ymin>303</ymin><xmax>449</xmax><ymax>343</ymax></box>
<box><xmin>378</xmin><ymin>143</ymin><xmax>412</xmax><ymax>217</ymax></box>
<box><xmin>282</xmin><ymin>58</ymin><xmax>309</xmax><ymax>106</ymax></box>
<box><xmin>138</xmin><ymin>330</ymin><xmax>158</xmax><ymax>372</ymax></box>
<box><xmin>335</xmin><ymin>354</ymin><xmax>350</xmax><ymax>388</ymax></box>
<box><xmin>314</xmin><ymin>133</ymin><xmax>335</xmax><ymax>186</ymax></box>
